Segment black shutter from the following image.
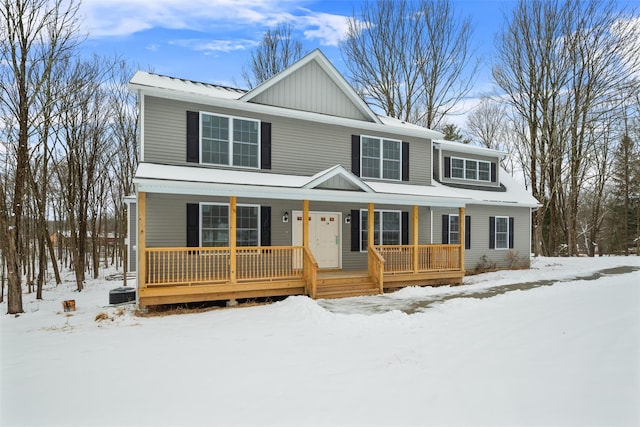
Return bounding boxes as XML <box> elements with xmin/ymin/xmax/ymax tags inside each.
<box><xmin>261</xmin><ymin>206</ymin><xmax>271</xmax><ymax>246</ymax></box>
<box><xmin>444</xmin><ymin>156</ymin><xmax>451</xmax><ymax>178</ymax></box>
<box><xmin>465</xmin><ymin>215</ymin><xmax>471</xmax><ymax>250</ymax></box>
<box><xmin>509</xmin><ymin>217</ymin><xmax>514</xmax><ymax>249</ymax></box>
<box><xmin>186</xmin><ymin>111</ymin><xmax>199</xmax><ymax>163</ymax></box>
<box><xmin>442</xmin><ymin>215</ymin><xmax>449</xmax><ymax>244</ymax></box>
<box><xmin>187</xmin><ymin>203</ymin><xmax>199</xmax><ymax>247</ymax></box>
<box><xmin>402</xmin><ymin>142</ymin><xmax>410</xmax><ymax>181</ymax></box>
<box><xmin>489</xmin><ymin>216</ymin><xmax>496</xmax><ymax>249</ymax></box>
<box><xmin>351</xmin><ymin>135</ymin><xmax>360</xmax><ymax>177</ymax></box>
<box><xmin>401</xmin><ymin>211</ymin><xmax>409</xmax><ymax>244</ymax></box>
<box><xmin>350</xmin><ymin>209</ymin><xmax>360</xmax><ymax>251</ymax></box>
<box><xmin>491</xmin><ymin>163</ymin><xmax>497</xmax><ymax>182</ymax></box>
<box><xmin>261</xmin><ymin>122</ymin><xmax>271</xmax><ymax>170</ymax></box>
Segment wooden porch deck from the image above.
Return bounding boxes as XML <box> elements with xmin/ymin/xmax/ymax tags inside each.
<box><xmin>137</xmin><ymin>245</ymin><xmax>464</xmax><ymax>306</ymax></box>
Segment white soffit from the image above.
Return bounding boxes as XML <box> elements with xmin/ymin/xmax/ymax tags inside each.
<box><xmin>134</xmin><ymin>163</ymin><xmax>467</xmax><ymax>208</ymax></box>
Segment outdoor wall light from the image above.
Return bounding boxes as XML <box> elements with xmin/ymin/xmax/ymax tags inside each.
<box><xmin>282</xmin><ymin>212</ymin><xmax>289</xmax><ymax>223</ymax></box>
<box><xmin>345</xmin><ymin>213</ymin><xmax>351</xmax><ymax>224</ymax></box>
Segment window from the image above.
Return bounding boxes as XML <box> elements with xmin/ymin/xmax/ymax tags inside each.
<box><xmin>450</xmin><ymin>157</ymin><xmax>492</xmax><ymax>182</ymax></box>
<box><xmin>465</xmin><ymin>160</ymin><xmax>477</xmax><ymax>180</ymax></box>
<box><xmin>361</xmin><ymin>136</ymin><xmax>401</xmax><ymax>180</ymax></box>
<box><xmin>360</xmin><ymin>210</ymin><xmax>401</xmax><ymax>251</ymax></box>
<box><xmin>449</xmin><ymin>214</ymin><xmax>459</xmax><ymax>244</ymax></box>
<box><xmin>201</xmin><ymin>204</ymin><xmax>229</xmax><ymax>247</ymax></box>
<box><xmin>451</xmin><ymin>158</ymin><xmax>464</xmax><ymax>178</ymax></box>
<box><xmin>495</xmin><ymin>216</ymin><xmax>509</xmax><ymax>249</ymax></box>
<box><xmin>201</xmin><ymin>113</ymin><xmax>259</xmax><ymax>168</ymax></box>
<box><xmin>200</xmin><ymin>203</ymin><xmax>260</xmax><ymax>247</ymax></box>
<box><xmin>478</xmin><ymin>162</ymin><xmax>490</xmax><ymax>181</ymax></box>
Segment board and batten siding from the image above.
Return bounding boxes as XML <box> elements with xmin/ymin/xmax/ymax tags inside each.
<box><xmin>144</xmin><ymin>194</ymin><xmax>433</xmax><ymax>272</ymax></box>
<box><xmin>439</xmin><ymin>149</ymin><xmax>501</xmax><ymax>188</ymax></box>
<box><xmin>128</xmin><ymin>202</ymin><xmax>137</xmax><ymax>272</ymax></box>
<box><xmin>433</xmin><ymin>205</ymin><xmax>531</xmax><ymax>270</ymax></box>
<box><xmin>250</xmin><ymin>60</ymin><xmax>369</xmax><ymax>121</ymax></box>
<box><xmin>142</xmin><ymin>96</ymin><xmax>432</xmax><ymax>186</ymax></box>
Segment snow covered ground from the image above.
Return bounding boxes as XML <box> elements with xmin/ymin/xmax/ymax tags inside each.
<box><xmin>1</xmin><ymin>256</ymin><xmax>639</xmax><ymax>427</ymax></box>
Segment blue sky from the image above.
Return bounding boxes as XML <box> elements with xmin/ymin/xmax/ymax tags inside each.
<box><xmin>75</xmin><ymin>0</ymin><xmax>639</xmax><ymax>126</ymax></box>
<box><xmin>79</xmin><ymin>0</ymin><xmax>513</xmax><ymax>95</ymax></box>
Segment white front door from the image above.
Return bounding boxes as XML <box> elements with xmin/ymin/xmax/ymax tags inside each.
<box><xmin>293</xmin><ymin>211</ymin><xmax>341</xmax><ymax>269</ymax></box>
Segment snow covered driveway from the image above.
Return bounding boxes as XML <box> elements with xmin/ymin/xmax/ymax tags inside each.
<box><xmin>2</xmin><ymin>256</ymin><xmax>639</xmax><ymax>426</ymax></box>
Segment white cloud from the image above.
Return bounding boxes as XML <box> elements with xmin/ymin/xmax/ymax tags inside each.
<box><xmin>169</xmin><ymin>39</ymin><xmax>259</xmax><ymax>53</ymax></box>
<box><xmin>298</xmin><ymin>11</ymin><xmax>351</xmax><ymax>46</ymax></box>
<box><xmin>78</xmin><ymin>0</ymin><xmax>351</xmax><ymax>47</ymax></box>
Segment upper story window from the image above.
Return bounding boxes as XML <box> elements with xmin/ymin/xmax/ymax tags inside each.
<box><xmin>450</xmin><ymin>157</ymin><xmax>491</xmax><ymax>182</ymax></box>
<box><xmin>361</xmin><ymin>136</ymin><xmax>401</xmax><ymax>180</ymax></box>
<box><xmin>201</xmin><ymin>113</ymin><xmax>260</xmax><ymax>168</ymax></box>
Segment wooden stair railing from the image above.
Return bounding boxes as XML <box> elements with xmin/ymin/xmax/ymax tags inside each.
<box><xmin>368</xmin><ymin>246</ymin><xmax>385</xmax><ymax>293</ymax></box>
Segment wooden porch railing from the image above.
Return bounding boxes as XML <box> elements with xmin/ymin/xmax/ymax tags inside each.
<box><xmin>417</xmin><ymin>244</ymin><xmax>461</xmax><ymax>271</ymax></box>
<box><xmin>368</xmin><ymin>246</ymin><xmax>385</xmax><ymax>293</ymax></box>
<box><xmin>376</xmin><ymin>244</ymin><xmax>461</xmax><ymax>274</ymax></box>
<box><xmin>145</xmin><ymin>246</ymin><xmax>305</xmax><ymax>286</ymax></box>
<box><xmin>146</xmin><ymin>247</ymin><xmax>230</xmax><ymax>285</ymax></box>
<box><xmin>236</xmin><ymin>246</ymin><xmax>304</xmax><ymax>281</ymax></box>
<box><xmin>144</xmin><ymin>244</ymin><xmax>459</xmax><ymax>290</ymax></box>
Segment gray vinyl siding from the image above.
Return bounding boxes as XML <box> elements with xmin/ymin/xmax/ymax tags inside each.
<box><xmin>128</xmin><ymin>202</ymin><xmax>137</xmax><ymax>272</ymax></box>
<box><xmin>145</xmin><ymin>194</ymin><xmax>431</xmax><ymax>272</ymax></box>
<box><xmin>250</xmin><ymin>60</ymin><xmax>370</xmax><ymax>121</ymax></box>
<box><xmin>440</xmin><ymin>149</ymin><xmax>501</xmax><ymax>188</ymax></box>
<box><xmin>142</xmin><ymin>95</ymin><xmax>432</xmax><ymax>186</ymax></box>
<box><xmin>433</xmin><ymin>205</ymin><xmax>531</xmax><ymax>270</ymax></box>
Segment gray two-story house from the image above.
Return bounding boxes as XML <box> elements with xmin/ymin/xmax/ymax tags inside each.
<box><xmin>126</xmin><ymin>49</ymin><xmax>539</xmax><ymax>307</ymax></box>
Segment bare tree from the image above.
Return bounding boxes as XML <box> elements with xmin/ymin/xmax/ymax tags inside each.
<box><xmin>0</xmin><ymin>0</ymin><xmax>81</xmax><ymax>314</ymax></box>
<box><xmin>51</xmin><ymin>55</ymin><xmax>114</xmax><ymax>291</ymax></box>
<box><xmin>341</xmin><ymin>0</ymin><xmax>478</xmax><ymax>128</ymax></box>
<box><xmin>466</xmin><ymin>98</ymin><xmax>508</xmax><ymax>150</ymax></box>
<box><xmin>107</xmin><ymin>61</ymin><xmax>139</xmax><ymax>284</ymax></box>
<box><xmin>242</xmin><ymin>23</ymin><xmax>304</xmax><ymax>89</ymax></box>
<box><xmin>494</xmin><ymin>0</ymin><xmax>640</xmax><ymax>257</ymax></box>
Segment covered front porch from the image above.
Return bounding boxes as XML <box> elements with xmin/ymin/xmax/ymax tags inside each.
<box><xmin>133</xmin><ymin>163</ymin><xmax>469</xmax><ymax>306</ymax></box>
<box><xmin>136</xmin><ymin>194</ymin><xmax>466</xmax><ymax>306</ymax></box>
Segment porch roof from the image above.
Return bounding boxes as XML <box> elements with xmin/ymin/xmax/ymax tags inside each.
<box><xmin>134</xmin><ymin>163</ymin><xmax>469</xmax><ymax>208</ymax></box>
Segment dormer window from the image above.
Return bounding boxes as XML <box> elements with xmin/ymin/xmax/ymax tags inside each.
<box><xmin>450</xmin><ymin>157</ymin><xmax>492</xmax><ymax>182</ymax></box>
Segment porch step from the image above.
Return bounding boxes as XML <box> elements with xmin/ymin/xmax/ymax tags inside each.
<box><xmin>315</xmin><ymin>278</ymin><xmax>380</xmax><ymax>299</ymax></box>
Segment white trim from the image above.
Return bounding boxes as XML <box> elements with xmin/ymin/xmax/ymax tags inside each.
<box><xmin>241</xmin><ymin>49</ymin><xmax>382</xmax><ymax>124</ymax></box>
<box><xmin>434</xmin><ymin>139</ymin><xmax>507</xmax><ymax>158</ymax></box>
<box><xmin>303</xmin><ymin>164</ymin><xmax>374</xmax><ymax>192</ymax></box>
<box><xmin>360</xmin><ymin>135</ymin><xmax>402</xmax><ymax>181</ymax></box>
<box><xmin>199</xmin><ymin>111</ymin><xmax>261</xmax><ymax>169</ymax></box>
<box><xmin>139</xmin><ymin>94</ymin><xmax>145</xmax><ymax>162</ymax></box>
<box><xmin>136</xmin><ymin>178</ymin><xmax>467</xmax><ymax>208</ymax></box>
<box><xmin>430</xmin><ymin>208</ymin><xmax>433</xmax><ymax>243</ymax></box>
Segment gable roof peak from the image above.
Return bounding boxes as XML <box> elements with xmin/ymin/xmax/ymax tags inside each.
<box><xmin>240</xmin><ymin>49</ymin><xmax>381</xmax><ymax>124</ymax></box>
